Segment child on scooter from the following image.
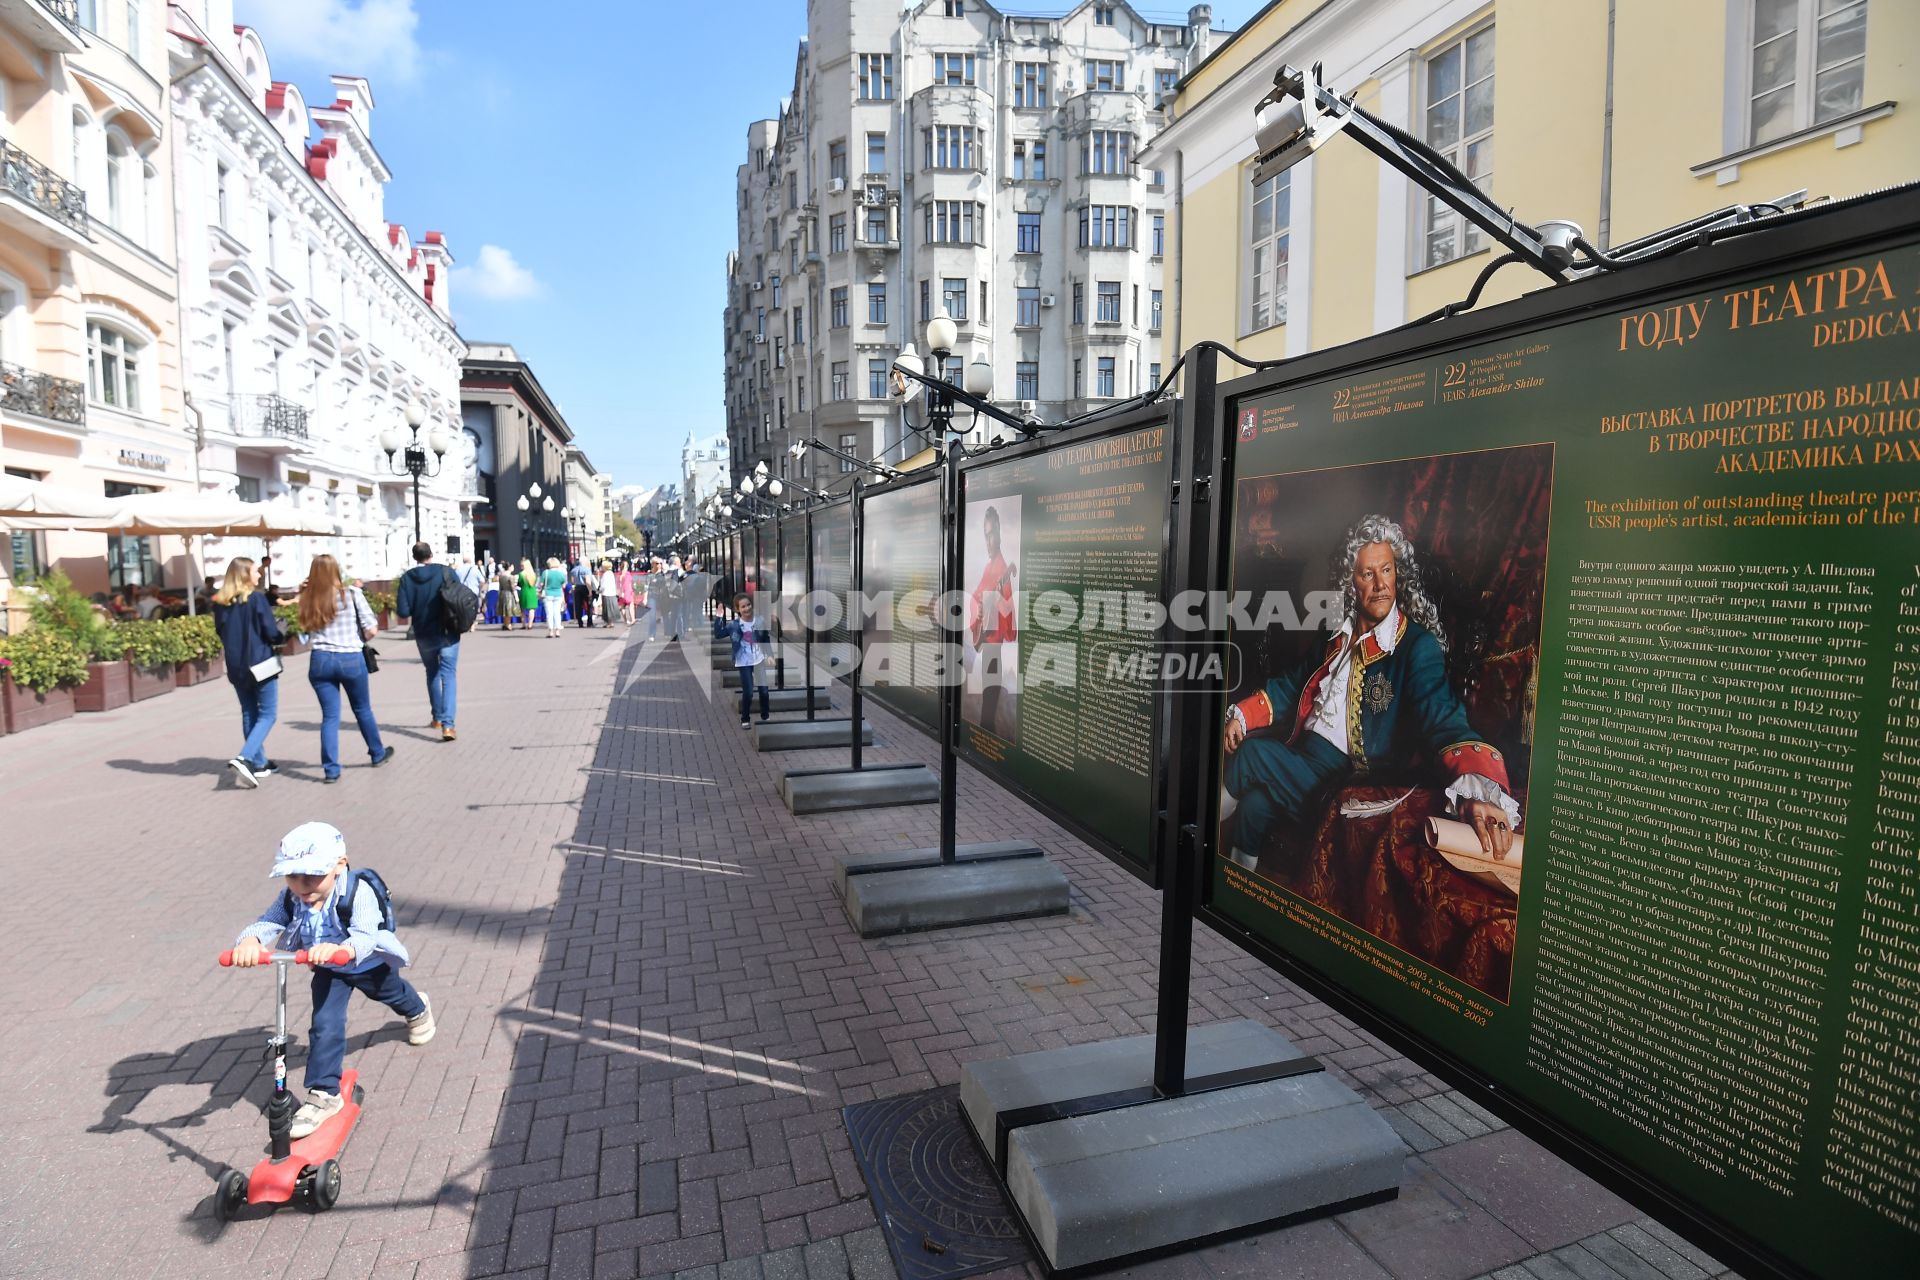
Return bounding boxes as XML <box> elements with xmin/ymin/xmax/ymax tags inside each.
<box><xmin>229</xmin><ymin>822</ymin><xmax>435</xmax><ymax>1138</ymax></box>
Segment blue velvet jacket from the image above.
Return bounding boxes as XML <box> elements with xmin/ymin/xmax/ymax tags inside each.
<box><xmin>212</xmin><ymin>591</ymin><xmax>284</xmax><ymax>684</ymax></box>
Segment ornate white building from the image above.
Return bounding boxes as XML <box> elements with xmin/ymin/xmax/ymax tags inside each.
<box><xmin>167</xmin><ymin>1</ymin><xmax>470</xmax><ymax>583</ymax></box>
<box><xmin>681</xmin><ymin>430</ymin><xmax>729</xmax><ymax>542</ymax></box>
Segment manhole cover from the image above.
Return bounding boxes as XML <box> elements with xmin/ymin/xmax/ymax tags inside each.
<box><xmin>842</xmin><ymin>1085</ymin><xmax>1031</xmax><ymax>1280</ymax></box>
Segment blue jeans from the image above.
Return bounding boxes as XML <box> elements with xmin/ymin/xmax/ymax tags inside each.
<box><xmin>309</xmin><ymin>648</ymin><xmax>386</xmax><ymax>778</ymax></box>
<box><xmin>231</xmin><ymin>675</ymin><xmax>278</xmax><ymax>769</ymax></box>
<box><xmin>417</xmin><ymin>638</ymin><xmax>459</xmax><ymax>728</ymax></box>
<box><xmin>738</xmin><ymin>662</ymin><xmax>769</xmax><ymax>722</ymax></box>
<box><xmin>305</xmin><ymin>962</ymin><xmax>424</xmax><ymax>1093</ymax></box>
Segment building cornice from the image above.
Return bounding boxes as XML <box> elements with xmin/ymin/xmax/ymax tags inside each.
<box><xmin>171</xmin><ymin>48</ymin><xmax>466</xmax><ymax>363</ymax></box>
<box><xmin>461</xmin><ymin>363</ymin><xmax>574</xmax><ymax>445</ymax></box>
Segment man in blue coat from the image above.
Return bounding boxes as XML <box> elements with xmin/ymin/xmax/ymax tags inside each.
<box><xmin>1223</xmin><ymin>514</ymin><xmax>1518</xmax><ymax>869</ymax></box>
<box><xmin>395</xmin><ymin>541</ymin><xmax>460</xmax><ymax>742</ymax></box>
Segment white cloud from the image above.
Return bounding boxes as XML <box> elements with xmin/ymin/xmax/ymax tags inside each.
<box><xmin>242</xmin><ymin>0</ymin><xmax>423</xmax><ymax>87</ymax></box>
<box><xmin>454</xmin><ymin>244</ymin><xmax>543</xmax><ymax>302</ymax></box>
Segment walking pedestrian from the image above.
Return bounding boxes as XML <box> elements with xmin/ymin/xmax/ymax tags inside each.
<box><xmin>295</xmin><ymin>555</ymin><xmax>394</xmax><ymax>783</ymax></box>
<box><xmin>597</xmin><ymin>560</ymin><xmax>621</xmax><ymax>626</ymax></box>
<box><xmin>665</xmin><ymin>554</ymin><xmax>688</xmax><ymax>641</ymax></box>
<box><xmin>642</xmin><ymin>558</ymin><xmax>664</xmax><ymax>641</ymax></box>
<box><xmin>615</xmin><ymin>560</ymin><xmax>635</xmax><ymax>626</ymax></box>
<box><xmin>211</xmin><ymin>556</ymin><xmax>285</xmax><ymax>789</ymax></box>
<box><xmin>497</xmin><ymin>559</ymin><xmax>521</xmax><ymax>630</ymax></box>
<box><xmin>570</xmin><ymin>558</ymin><xmax>594</xmax><ymax>628</ymax></box>
<box><xmin>395</xmin><ymin>541</ymin><xmax>462</xmax><ymax>742</ymax></box>
<box><xmin>517</xmin><ymin>559</ymin><xmax>539</xmax><ymax>630</ymax></box>
<box><xmin>540</xmin><ymin>557</ymin><xmax>568</xmax><ymax>638</ymax></box>
<box><xmin>227</xmin><ymin>822</ymin><xmax>435</xmax><ymax>1138</ymax></box>
<box><xmin>723</xmin><ymin>592</ymin><xmax>772</xmax><ymax>728</ymax></box>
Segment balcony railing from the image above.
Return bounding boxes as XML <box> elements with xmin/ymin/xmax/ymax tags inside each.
<box><xmin>0</xmin><ymin>139</ymin><xmax>89</xmax><ymax>239</ymax></box>
<box><xmin>233</xmin><ymin>393</ymin><xmax>309</xmax><ymax>441</ymax></box>
<box><xmin>0</xmin><ymin>360</ymin><xmax>85</xmax><ymax>425</ymax></box>
<box><xmin>41</xmin><ymin>0</ymin><xmax>81</xmax><ymax>29</ymax></box>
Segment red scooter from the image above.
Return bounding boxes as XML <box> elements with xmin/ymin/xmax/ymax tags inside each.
<box><xmin>212</xmin><ymin>948</ymin><xmax>364</xmax><ymax>1219</ymax></box>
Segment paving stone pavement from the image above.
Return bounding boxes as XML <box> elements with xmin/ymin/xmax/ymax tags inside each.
<box><xmin>0</xmin><ymin>619</ymin><xmax>1737</xmax><ymax>1280</ymax></box>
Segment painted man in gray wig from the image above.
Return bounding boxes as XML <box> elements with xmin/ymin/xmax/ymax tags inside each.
<box><xmin>1222</xmin><ymin>514</ymin><xmax>1519</xmax><ymax>868</ymax></box>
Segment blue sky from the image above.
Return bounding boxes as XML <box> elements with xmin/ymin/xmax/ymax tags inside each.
<box><xmin>241</xmin><ymin>0</ymin><xmax>1274</xmax><ymax>490</ymax></box>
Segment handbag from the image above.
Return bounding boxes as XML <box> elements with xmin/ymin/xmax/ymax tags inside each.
<box><xmin>248</xmin><ymin>654</ymin><xmax>283</xmax><ymax>683</ymax></box>
<box><xmin>348</xmin><ymin>588</ymin><xmax>381</xmax><ymax>673</ymax></box>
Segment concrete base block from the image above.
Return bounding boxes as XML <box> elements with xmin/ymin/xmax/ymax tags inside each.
<box><xmin>841</xmin><ymin>854</ymin><xmax>1068</xmax><ymax>937</ymax></box>
<box><xmin>835</xmin><ymin>840</ymin><xmax>1045</xmax><ymax>896</ymax></box>
<box><xmin>782</xmin><ymin>765</ymin><xmax>937</xmax><ymax>815</ymax></box>
<box><xmin>960</xmin><ymin>1021</ymin><xmax>1405</xmax><ymax>1273</ymax></box>
<box><xmin>764</xmin><ymin>688</ymin><xmax>829</xmax><ymax>713</ymax></box>
<box><xmin>753</xmin><ymin>718</ymin><xmax>872</xmax><ymax>751</ymax></box>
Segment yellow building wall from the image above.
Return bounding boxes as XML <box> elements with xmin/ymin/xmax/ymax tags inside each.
<box><xmin>1183</xmin><ymin>0</ymin><xmax>1332</xmax><ymax>106</ymax></box>
<box><xmin>1171</xmin><ymin>169</ymin><xmax>1289</xmax><ymax>360</ymax></box>
<box><xmin>1308</xmin><ymin>78</ymin><xmax>1381</xmax><ymax>351</ymax></box>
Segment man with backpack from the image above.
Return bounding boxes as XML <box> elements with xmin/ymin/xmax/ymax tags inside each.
<box><xmin>395</xmin><ymin>541</ymin><xmax>476</xmax><ymax>742</ymax></box>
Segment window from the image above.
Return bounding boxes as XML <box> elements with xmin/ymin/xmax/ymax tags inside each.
<box><xmin>1152</xmin><ymin>213</ymin><xmax>1165</xmax><ymax>257</ymax></box>
<box><xmin>925</xmin><ymin>125</ymin><xmax>980</xmax><ymax>170</ymax></box>
<box><xmin>867</xmin><ymin>282</ymin><xmax>887</xmax><ymax>324</ymax></box>
<box><xmin>922</xmin><ymin>200</ymin><xmax>982</xmax><ymax>245</ymax></box>
<box><xmin>1072</xmin><ymin>281</ymin><xmax>1084</xmax><ymax>325</ymax></box>
<box><xmin>771</xmin><ymin>274</ymin><xmax>782</xmax><ymax>308</ymax></box>
<box><xmin>920</xmin><ymin>279</ymin><xmax>932</xmax><ymax>324</ymax></box>
<box><xmin>1096</xmin><ymin>281</ymin><xmax>1121</xmax><ymax>324</ymax></box>
<box><xmin>77</xmin><ymin>0</ymin><xmax>98</xmax><ymax>32</ymax></box>
<box><xmin>86</xmin><ymin>321</ymin><xmax>143</xmax><ymax>412</ymax></box>
<box><xmin>839</xmin><ymin>432</ymin><xmax>859</xmax><ymax>470</ymax></box>
<box><xmin>797</xmin><ymin>378</ymin><xmax>807</xmax><ymax>412</ymax></box>
<box><xmin>868</xmin><ymin>359</ymin><xmax>890</xmax><ymax>399</ymax></box>
<box><xmin>1017</xmin><ymin>211</ymin><xmax>1041</xmax><ymax>253</ymax></box>
<box><xmin>105</xmin><ymin>132</ymin><xmax>127</xmax><ymax>227</ymax></box>
<box><xmin>1016</xmin><ymin>286</ymin><xmax>1040</xmax><ymax>327</ymax></box>
<box><xmin>1013</xmin><ymin>63</ymin><xmax>1049</xmax><ymax>108</ymax></box>
<box><xmin>859</xmin><ymin>54</ymin><xmax>894</xmax><ymax>100</ymax></box>
<box><xmin>236</xmin><ymin>475</ymin><xmax>262</xmax><ymax>503</ymax></box>
<box><xmin>1016</xmin><ymin>362</ymin><xmax>1039</xmax><ymax>400</ymax></box>
<box><xmin>942</xmin><ymin>278</ymin><xmax>968</xmax><ymax>321</ymax></box>
<box><xmin>1086</xmin><ymin>60</ymin><xmax>1124</xmax><ymax>92</ymax></box>
<box><xmin>1748</xmin><ymin>0</ymin><xmax>1868</xmax><ymax>146</ymax></box>
<box><xmin>832</xmin><ymin>361</ymin><xmax>850</xmax><ymax>400</ymax></box>
<box><xmin>1421</xmin><ymin>26</ymin><xmax>1494</xmax><ymax>269</ymax></box>
<box><xmin>1132</xmin><ymin>284</ymin><xmax>1139</xmax><ymax>326</ymax></box>
<box><xmin>944</xmin><ymin>0</ymin><xmax>964</xmax><ymax>15</ymax></box>
<box><xmin>932</xmin><ymin>53</ymin><xmax>976</xmax><ymax>86</ymax></box>
<box><xmin>1150</xmin><ymin>289</ymin><xmax>1163</xmax><ymax>331</ymax></box>
<box><xmin>6</xmin><ymin>468</ymin><xmax>47</xmax><ymax>586</ymax></box>
<box><xmin>829</xmin><ymin>140</ymin><xmax>848</xmax><ymax>181</ymax></box>
<box><xmin>831</xmin><ymin>287</ymin><xmax>848</xmax><ymax>327</ymax></box>
<box><xmin>1248</xmin><ymin>169</ymin><xmax>1290</xmax><ymax>332</ymax></box>
<box><xmin>1156</xmin><ymin>68</ymin><xmax>1178</xmax><ymax>101</ymax></box>
<box><xmin>866</xmin><ymin>132</ymin><xmax>886</xmax><ymax>175</ymax></box>
<box><xmin>1084</xmin><ymin>130</ymin><xmax>1131</xmax><ymax>175</ymax></box>
<box><xmin>214</xmin><ymin>161</ymin><xmax>231</xmax><ymax>230</ymax></box>
<box><xmin>1094</xmin><ymin>5</ymin><xmax>1116</xmax><ymax>25</ymax></box>
<box><xmin>774</xmin><ymin>337</ymin><xmax>786</xmax><ymax>369</ymax></box>
<box><xmin>126</xmin><ymin>1</ymin><xmax>142</xmax><ymax>61</ymax></box>
<box><xmin>830</xmin><ymin>213</ymin><xmax>847</xmax><ymax>253</ymax></box>
<box><xmin>793</xmin><ymin>307</ymin><xmax>805</xmax><ymax>345</ymax></box>
<box><xmin>1149</xmin><ymin>362</ymin><xmax>1162</xmax><ymax>390</ymax></box>
<box><xmin>1078</xmin><ymin>204</ymin><xmax>1133</xmax><ymax>248</ymax></box>
<box><xmin>1073</xmin><ymin>358</ymin><xmax>1083</xmax><ymax>398</ymax></box>
<box><xmin>756</xmin><ymin>306</ymin><xmax>766</xmax><ymax>337</ymax></box>
<box><xmin>1096</xmin><ymin>357</ymin><xmax>1115</xmax><ymax>397</ymax></box>
<box><xmin>865</xmin><ymin>205</ymin><xmax>891</xmax><ymax>243</ymax></box>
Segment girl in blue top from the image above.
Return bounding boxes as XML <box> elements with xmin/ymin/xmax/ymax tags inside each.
<box><xmin>540</xmin><ymin>557</ymin><xmax>568</xmax><ymax>637</ymax></box>
<box><xmin>230</xmin><ymin>822</ymin><xmax>435</xmax><ymax>1138</ymax></box>
<box><xmin>724</xmin><ymin>592</ymin><xmax>772</xmax><ymax>727</ymax></box>
<box><xmin>210</xmin><ymin>557</ymin><xmax>285</xmax><ymax>789</ymax></box>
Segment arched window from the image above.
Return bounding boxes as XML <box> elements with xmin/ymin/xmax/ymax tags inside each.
<box><xmin>86</xmin><ymin>319</ymin><xmax>146</xmax><ymax>413</ymax></box>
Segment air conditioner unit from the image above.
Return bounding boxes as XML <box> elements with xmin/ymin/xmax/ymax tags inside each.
<box><xmin>752</xmin><ymin>281</ymin><xmax>765</xmax><ymax>292</ymax></box>
<box><xmin>828</xmin><ymin>177</ymin><xmax>847</xmax><ymax>193</ymax></box>
<box><xmin>1040</xmin><ymin>294</ymin><xmax>1057</xmax><ymax>308</ymax></box>
<box><xmin>1016</xmin><ymin>400</ymin><xmax>1036</xmax><ymax>414</ymax></box>
<box><xmin>754</xmin><ymin>334</ymin><xmax>767</xmax><ymax>344</ymax></box>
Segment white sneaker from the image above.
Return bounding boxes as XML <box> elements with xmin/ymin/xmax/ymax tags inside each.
<box><xmin>288</xmin><ymin>1089</ymin><xmax>343</xmax><ymax>1138</ymax></box>
<box><xmin>228</xmin><ymin>758</ymin><xmax>258</xmax><ymax>789</ymax></box>
<box><xmin>406</xmin><ymin>994</ymin><xmax>436</xmax><ymax>1046</ymax></box>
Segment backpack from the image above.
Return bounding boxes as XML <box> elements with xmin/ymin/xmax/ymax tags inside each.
<box><xmin>437</xmin><ymin>565</ymin><xmax>479</xmax><ymax>634</ymax></box>
<box><xmin>280</xmin><ymin>867</ymin><xmax>396</xmax><ymax>934</ymax></box>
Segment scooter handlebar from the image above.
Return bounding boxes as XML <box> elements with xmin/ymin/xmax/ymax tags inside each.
<box><xmin>217</xmin><ymin>948</ymin><xmax>300</xmax><ymax>967</ymax></box>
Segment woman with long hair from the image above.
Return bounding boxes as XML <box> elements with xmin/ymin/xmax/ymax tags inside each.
<box><xmin>615</xmin><ymin>559</ymin><xmax>635</xmax><ymax>625</ymax></box>
<box><xmin>540</xmin><ymin>557</ymin><xmax>568</xmax><ymax>637</ymax></box>
<box><xmin>211</xmin><ymin>557</ymin><xmax>285</xmax><ymax>789</ymax></box>
<box><xmin>296</xmin><ymin>555</ymin><xmax>393</xmax><ymax>783</ymax></box>
<box><xmin>517</xmin><ymin>558</ymin><xmax>538</xmax><ymax>630</ymax></box>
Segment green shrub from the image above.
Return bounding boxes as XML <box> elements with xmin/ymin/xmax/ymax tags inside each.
<box><xmin>366</xmin><ymin>589</ymin><xmax>396</xmax><ymax>615</ymax></box>
<box><xmin>273</xmin><ymin>602</ymin><xmax>305</xmax><ymax>637</ymax></box>
<box><xmin>0</xmin><ymin>628</ymin><xmax>90</xmax><ymax>692</ymax></box>
<box><xmin>170</xmin><ymin>613</ymin><xmax>221</xmax><ymax>661</ymax></box>
<box><xmin>25</xmin><ymin>570</ymin><xmax>117</xmax><ymax>658</ymax></box>
<box><xmin>118</xmin><ymin>618</ymin><xmax>192</xmax><ymax>669</ymax></box>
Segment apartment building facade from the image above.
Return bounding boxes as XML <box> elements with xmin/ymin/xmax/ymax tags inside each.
<box><xmin>723</xmin><ymin>1</ymin><xmax>1223</xmax><ymax>493</ymax></box>
<box><xmin>1144</xmin><ymin>0</ymin><xmax>1914</xmax><ymax>363</ymax></box>
<box><xmin>460</xmin><ymin>341</ymin><xmax>571</xmax><ymax>568</ymax></box>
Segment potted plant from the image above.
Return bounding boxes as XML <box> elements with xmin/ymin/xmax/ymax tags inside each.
<box><xmin>366</xmin><ymin>589</ymin><xmax>396</xmax><ymax>631</ymax></box>
<box><xmin>74</xmin><ymin>622</ymin><xmax>132</xmax><ymax>713</ymax></box>
<box><xmin>26</xmin><ymin>570</ymin><xmax>128</xmax><ymax>714</ymax></box>
<box><xmin>119</xmin><ymin>618</ymin><xmax>189</xmax><ymax>701</ymax></box>
<box><xmin>0</xmin><ymin>627</ymin><xmax>88</xmax><ymax>732</ymax></box>
<box><xmin>171</xmin><ymin>614</ymin><xmax>222</xmax><ymax>686</ymax></box>
<box><xmin>274</xmin><ymin>602</ymin><xmax>308</xmax><ymax>654</ymax></box>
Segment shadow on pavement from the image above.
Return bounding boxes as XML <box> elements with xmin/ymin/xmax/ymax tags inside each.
<box><xmin>106</xmin><ymin>756</ymin><xmax>239</xmax><ymax>780</ymax></box>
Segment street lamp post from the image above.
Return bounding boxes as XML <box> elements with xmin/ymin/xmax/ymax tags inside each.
<box><xmin>515</xmin><ymin>481</ymin><xmax>555</xmax><ymax>563</ymax></box>
<box><xmin>378</xmin><ymin>402</ymin><xmax>450</xmax><ymax>546</ymax></box>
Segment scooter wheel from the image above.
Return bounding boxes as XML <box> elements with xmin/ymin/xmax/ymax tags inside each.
<box><xmin>214</xmin><ymin>1168</ymin><xmax>248</xmax><ymax>1221</ymax></box>
<box><xmin>310</xmin><ymin>1159</ymin><xmax>342</xmax><ymax>1211</ymax></box>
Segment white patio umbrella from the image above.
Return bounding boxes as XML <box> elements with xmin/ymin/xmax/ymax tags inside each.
<box><xmin>0</xmin><ymin>475</ymin><xmax>122</xmax><ymax>522</ymax></box>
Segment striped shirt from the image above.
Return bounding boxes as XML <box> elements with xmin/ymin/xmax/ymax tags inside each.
<box><xmin>308</xmin><ymin>587</ymin><xmax>375</xmax><ymax>653</ymax></box>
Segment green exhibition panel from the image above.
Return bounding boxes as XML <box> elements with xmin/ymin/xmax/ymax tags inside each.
<box><xmin>956</xmin><ymin>409</ymin><xmax>1176</xmax><ymax>882</ymax></box>
<box><xmin>810</xmin><ymin>498</ymin><xmax>855</xmax><ymax>680</ymax></box>
<box><xmin>1191</xmin><ymin>190</ymin><xmax>1920</xmax><ymax>1280</ymax></box>
<box><xmin>858</xmin><ymin>472</ymin><xmax>943</xmax><ymax>735</ymax></box>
